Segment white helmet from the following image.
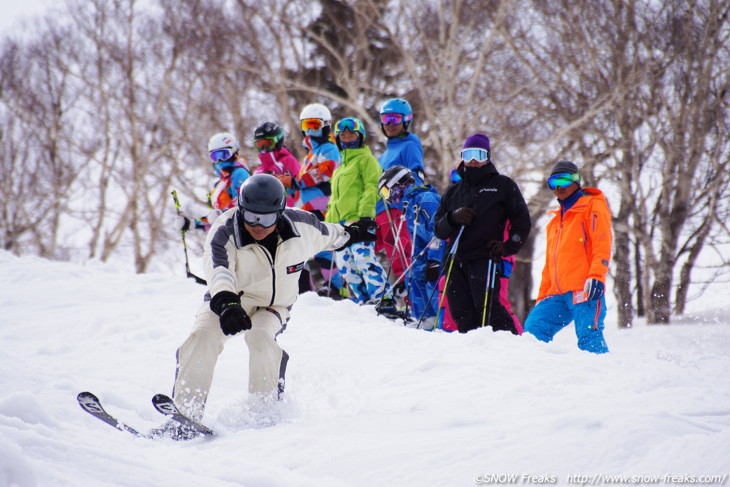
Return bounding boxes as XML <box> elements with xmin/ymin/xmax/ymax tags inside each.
<box><xmin>208</xmin><ymin>132</ymin><xmax>240</xmax><ymax>154</ymax></box>
<box><xmin>299</xmin><ymin>103</ymin><xmax>332</xmax><ymax>124</ymax></box>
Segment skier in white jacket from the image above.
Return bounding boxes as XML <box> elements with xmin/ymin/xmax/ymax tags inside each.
<box><xmin>170</xmin><ymin>174</ymin><xmax>376</xmax><ymax>428</ymax></box>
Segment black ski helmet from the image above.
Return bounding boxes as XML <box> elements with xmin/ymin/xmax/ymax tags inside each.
<box><xmin>253</xmin><ymin>121</ymin><xmax>285</xmax><ymax>152</ymax></box>
<box><xmin>238</xmin><ymin>174</ymin><xmax>287</xmax><ymax>215</ymax></box>
<box><xmin>378</xmin><ymin>165</ymin><xmax>416</xmax><ymax>194</ymax></box>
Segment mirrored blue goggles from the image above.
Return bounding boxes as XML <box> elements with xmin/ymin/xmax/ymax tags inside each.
<box><xmin>547</xmin><ymin>172</ymin><xmax>581</xmax><ymax>190</ymax></box>
<box><xmin>461</xmin><ymin>148</ymin><xmax>490</xmax><ymax>163</ymax></box>
<box><xmin>335</xmin><ymin>118</ymin><xmax>363</xmax><ymax>134</ymax></box>
<box><xmin>209</xmin><ymin>148</ymin><xmax>234</xmax><ymax>162</ymax></box>
<box><xmin>241</xmin><ymin>210</ymin><xmax>280</xmax><ymax>228</ymax></box>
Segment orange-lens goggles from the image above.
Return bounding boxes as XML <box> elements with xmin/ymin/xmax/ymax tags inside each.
<box><xmin>254</xmin><ymin>137</ymin><xmax>276</xmax><ymax>152</ymax></box>
<box><xmin>301</xmin><ymin>118</ymin><xmax>324</xmax><ymax>131</ymax></box>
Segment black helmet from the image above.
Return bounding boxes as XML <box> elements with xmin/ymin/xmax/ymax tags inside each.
<box><xmin>378</xmin><ymin>165</ymin><xmax>415</xmax><ymax>194</ymax></box>
<box><xmin>378</xmin><ymin>166</ymin><xmax>416</xmax><ymax>204</ymax></box>
<box><xmin>238</xmin><ymin>174</ymin><xmax>287</xmax><ymax>214</ymax></box>
<box><xmin>253</xmin><ymin>122</ymin><xmax>285</xmax><ymax>153</ymax></box>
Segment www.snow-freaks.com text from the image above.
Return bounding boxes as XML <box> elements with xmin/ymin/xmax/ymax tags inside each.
<box><xmin>473</xmin><ymin>473</ymin><xmax>728</xmax><ymax>485</ymax></box>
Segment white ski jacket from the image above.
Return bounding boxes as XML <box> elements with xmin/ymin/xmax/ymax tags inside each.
<box><xmin>203</xmin><ymin>207</ymin><xmax>349</xmax><ymax>313</ymax></box>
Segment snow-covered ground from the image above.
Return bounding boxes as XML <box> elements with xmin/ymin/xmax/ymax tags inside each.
<box><xmin>1</xmin><ymin>249</ymin><xmax>728</xmax><ymax>487</ymax></box>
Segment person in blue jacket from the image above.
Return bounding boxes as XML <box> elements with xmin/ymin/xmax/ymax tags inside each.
<box><xmin>376</xmin><ymin>98</ymin><xmax>426</xmax><ymax>283</ymax></box>
<box><xmin>379</xmin><ymin>165</ymin><xmax>444</xmax><ymax>330</ymax></box>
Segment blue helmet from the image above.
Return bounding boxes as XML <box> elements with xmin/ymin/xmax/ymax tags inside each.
<box><xmin>380</xmin><ymin>98</ymin><xmax>413</xmax><ymax>129</ymax></box>
<box><xmin>334</xmin><ymin>118</ymin><xmax>367</xmax><ymax>149</ymax></box>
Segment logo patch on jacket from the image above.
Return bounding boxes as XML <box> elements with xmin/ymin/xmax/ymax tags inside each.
<box><xmin>287</xmin><ymin>262</ymin><xmax>305</xmax><ymax>274</ymax></box>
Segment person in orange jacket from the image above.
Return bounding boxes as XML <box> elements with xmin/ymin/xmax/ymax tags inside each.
<box><xmin>524</xmin><ymin>160</ymin><xmax>612</xmax><ymax>353</ymax></box>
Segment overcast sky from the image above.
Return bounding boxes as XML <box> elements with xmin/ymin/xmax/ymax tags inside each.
<box><xmin>0</xmin><ymin>0</ymin><xmax>52</xmax><ymax>34</ymax></box>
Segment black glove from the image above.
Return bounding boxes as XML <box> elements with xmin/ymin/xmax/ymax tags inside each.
<box><xmin>424</xmin><ymin>260</ymin><xmax>440</xmax><ymax>282</ymax></box>
<box><xmin>486</xmin><ymin>240</ymin><xmax>504</xmax><ymax>258</ymax></box>
<box><xmin>393</xmin><ymin>280</ymin><xmax>407</xmax><ymax>298</ymax></box>
<box><xmin>179</xmin><ymin>214</ymin><xmax>192</xmax><ymax>232</ymax></box>
<box><xmin>343</xmin><ymin>218</ymin><xmax>377</xmax><ymax>246</ymax></box>
<box><xmin>451</xmin><ymin>207</ymin><xmax>476</xmax><ymax>226</ymax></box>
<box><xmin>210</xmin><ymin>291</ymin><xmax>251</xmax><ymax>336</ymax></box>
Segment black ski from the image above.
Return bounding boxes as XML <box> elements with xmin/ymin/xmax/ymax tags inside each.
<box><xmin>76</xmin><ymin>391</ymin><xmax>151</xmax><ymax>438</ymax></box>
<box><xmin>77</xmin><ymin>391</ymin><xmax>213</xmax><ymax>440</ymax></box>
<box><xmin>151</xmin><ymin>393</ymin><xmax>215</xmax><ymax>437</ymax></box>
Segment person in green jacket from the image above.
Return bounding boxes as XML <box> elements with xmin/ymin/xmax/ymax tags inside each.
<box><xmin>326</xmin><ymin>118</ymin><xmax>391</xmax><ymax>304</ymax></box>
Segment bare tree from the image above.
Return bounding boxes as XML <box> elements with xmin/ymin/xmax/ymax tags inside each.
<box><xmin>0</xmin><ymin>21</ymin><xmax>90</xmax><ymax>259</ymax></box>
<box><xmin>2</xmin><ymin>0</ymin><xmax>728</xmax><ymax>327</ymax></box>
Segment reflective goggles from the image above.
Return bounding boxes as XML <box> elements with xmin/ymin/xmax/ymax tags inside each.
<box><xmin>379</xmin><ymin>183</ymin><xmax>406</xmax><ymax>204</ymax></box>
<box><xmin>209</xmin><ymin>147</ymin><xmax>234</xmax><ymax>163</ymax></box>
<box><xmin>334</xmin><ymin>118</ymin><xmax>363</xmax><ymax>134</ymax></box>
<box><xmin>380</xmin><ymin>113</ymin><xmax>411</xmax><ymax>126</ymax></box>
<box><xmin>547</xmin><ymin>172</ymin><xmax>581</xmax><ymax>190</ymax></box>
<box><xmin>300</xmin><ymin>118</ymin><xmax>324</xmax><ymax>131</ymax></box>
<box><xmin>253</xmin><ymin>137</ymin><xmax>277</xmax><ymax>152</ymax></box>
<box><xmin>461</xmin><ymin>148</ymin><xmax>490</xmax><ymax>163</ymax></box>
<box><xmin>241</xmin><ymin>210</ymin><xmax>280</xmax><ymax>228</ymax></box>
<box><xmin>380</xmin><ymin>184</ymin><xmax>409</xmax><ymax>205</ymax></box>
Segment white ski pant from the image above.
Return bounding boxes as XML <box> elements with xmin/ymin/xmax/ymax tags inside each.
<box><xmin>172</xmin><ymin>301</ymin><xmax>289</xmax><ymax>419</ymax></box>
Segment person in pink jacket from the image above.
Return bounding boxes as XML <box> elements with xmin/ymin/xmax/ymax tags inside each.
<box><xmin>252</xmin><ymin>122</ymin><xmax>301</xmax><ymax>208</ymax></box>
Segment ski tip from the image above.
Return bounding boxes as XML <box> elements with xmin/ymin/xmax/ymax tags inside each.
<box><xmin>151</xmin><ymin>393</ymin><xmax>173</xmax><ymax>406</ymax></box>
<box><xmin>77</xmin><ymin>391</ymin><xmax>106</xmax><ymax>415</ymax></box>
<box><xmin>77</xmin><ymin>391</ymin><xmax>100</xmax><ymax>402</ymax></box>
<box><xmin>151</xmin><ymin>393</ymin><xmax>178</xmax><ymax>416</ymax></box>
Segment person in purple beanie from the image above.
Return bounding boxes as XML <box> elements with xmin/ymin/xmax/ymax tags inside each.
<box><xmin>433</xmin><ymin>133</ymin><xmax>531</xmax><ymax>334</ymax></box>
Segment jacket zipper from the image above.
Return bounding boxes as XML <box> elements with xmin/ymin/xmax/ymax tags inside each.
<box><xmin>552</xmin><ymin>217</ymin><xmax>563</xmax><ymax>293</ymax></box>
<box><xmin>259</xmin><ymin>245</ymin><xmax>277</xmax><ymax>306</ymax></box>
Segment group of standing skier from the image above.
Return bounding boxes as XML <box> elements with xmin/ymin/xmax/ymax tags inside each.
<box><xmin>166</xmin><ymin>97</ymin><xmax>613</xmax><ymax>435</ymax></box>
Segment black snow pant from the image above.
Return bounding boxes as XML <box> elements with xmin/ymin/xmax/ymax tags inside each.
<box><xmin>445</xmin><ymin>258</ymin><xmax>518</xmax><ymax>334</ymax></box>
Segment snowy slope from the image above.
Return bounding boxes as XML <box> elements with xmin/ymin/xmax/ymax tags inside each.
<box><xmin>1</xmin><ymin>250</ymin><xmax>729</xmax><ymax>487</ymax></box>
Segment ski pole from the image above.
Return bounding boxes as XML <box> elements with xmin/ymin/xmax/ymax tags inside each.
<box><xmin>373</xmin><ymin>236</ymin><xmax>438</xmax><ymax>308</ymax></box>
<box><xmin>170</xmin><ymin>190</ymin><xmax>207</xmax><ymax>286</ymax></box>
<box><xmin>485</xmin><ymin>259</ymin><xmax>497</xmax><ymax>328</ymax></box>
<box><xmin>321</xmin><ymin>249</ymin><xmax>337</xmax><ymax>297</ymax></box>
<box><xmin>401</xmin><ymin>201</ymin><xmax>415</xmax><ymax>318</ymax></box>
<box><xmin>418</xmin><ymin>226</ymin><xmax>464</xmax><ymax>326</ymax></box>
<box><xmin>481</xmin><ymin>259</ymin><xmax>494</xmax><ymax>327</ymax></box>
<box><xmin>405</xmin><ymin>203</ymin><xmax>420</xmax><ymax>317</ymax></box>
<box><xmin>380</xmin><ymin>195</ymin><xmax>411</xmax><ymax>277</ymax></box>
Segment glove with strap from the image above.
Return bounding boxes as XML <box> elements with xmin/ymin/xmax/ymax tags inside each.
<box><xmin>210</xmin><ymin>291</ymin><xmax>252</xmax><ymax>336</ymax></box>
<box><xmin>176</xmin><ymin>210</ymin><xmax>193</xmax><ymax>232</ymax></box>
<box><xmin>424</xmin><ymin>260</ymin><xmax>440</xmax><ymax>282</ymax></box>
<box><xmin>486</xmin><ymin>240</ymin><xmax>504</xmax><ymax>259</ymax></box>
<box><xmin>583</xmin><ymin>279</ymin><xmax>605</xmax><ymax>301</ymax></box>
<box><xmin>343</xmin><ymin>218</ymin><xmax>377</xmax><ymax>246</ymax></box>
<box><xmin>180</xmin><ymin>216</ymin><xmax>192</xmax><ymax>232</ymax></box>
<box><xmin>450</xmin><ymin>207</ymin><xmax>476</xmax><ymax>226</ymax></box>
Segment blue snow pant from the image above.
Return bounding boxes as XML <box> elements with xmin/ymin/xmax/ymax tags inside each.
<box><xmin>523</xmin><ymin>292</ymin><xmax>609</xmax><ymax>354</ymax></box>
<box><xmin>407</xmin><ymin>276</ymin><xmax>438</xmax><ymax>323</ymax></box>
<box><xmin>334</xmin><ymin>241</ymin><xmax>390</xmax><ymax>303</ymax></box>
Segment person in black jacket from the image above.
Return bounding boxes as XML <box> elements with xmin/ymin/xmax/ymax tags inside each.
<box><xmin>433</xmin><ymin>133</ymin><xmax>531</xmax><ymax>334</ymax></box>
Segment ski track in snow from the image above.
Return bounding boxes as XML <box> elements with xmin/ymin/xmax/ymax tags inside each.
<box><xmin>1</xmin><ymin>250</ymin><xmax>729</xmax><ymax>487</ymax></box>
